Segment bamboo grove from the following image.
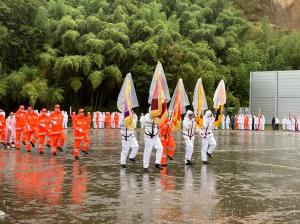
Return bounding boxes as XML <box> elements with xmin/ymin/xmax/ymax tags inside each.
<box><xmin>1</xmin><ymin>0</ymin><xmax>300</xmax><ymax>113</ymax></box>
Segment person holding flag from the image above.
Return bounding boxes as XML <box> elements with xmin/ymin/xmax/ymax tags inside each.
<box><xmin>117</xmin><ymin>73</ymin><xmax>140</xmax><ymax>168</ymax></box>
<box><xmin>200</xmin><ymin>80</ymin><xmax>226</xmax><ymax>164</ymax></box>
<box><xmin>159</xmin><ymin>79</ymin><xmax>189</xmax><ymax>166</ymax></box>
<box><xmin>182</xmin><ymin>110</ymin><xmax>196</xmax><ymax>165</ymax></box>
<box><xmin>183</xmin><ymin>78</ymin><xmax>208</xmax><ymax>165</ymax></box>
<box><xmin>143</xmin><ymin>62</ymin><xmax>170</xmax><ymax>172</ymax></box>
<box><xmin>161</xmin><ymin>78</ymin><xmax>189</xmax><ymax>166</ymax></box>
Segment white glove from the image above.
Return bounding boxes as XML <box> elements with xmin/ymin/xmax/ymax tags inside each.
<box><xmin>40</xmin><ymin>123</ymin><xmax>46</xmax><ymax>127</ymax></box>
<box><xmin>78</xmin><ymin>128</ymin><xmax>83</xmax><ymax>133</ymax></box>
<box><xmin>52</xmin><ymin>121</ymin><xmax>57</xmax><ymax>125</ymax></box>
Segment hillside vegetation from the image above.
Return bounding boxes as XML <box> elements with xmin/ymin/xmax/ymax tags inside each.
<box><xmin>1</xmin><ymin>0</ymin><xmax>300</xmax><ymax>113</ymax></box>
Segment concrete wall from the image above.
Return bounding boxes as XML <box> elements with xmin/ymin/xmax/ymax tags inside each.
<box><xmin>250</xmin><ymin>70</ymin><xmax>300</xmax><ymax>124</ymax></box>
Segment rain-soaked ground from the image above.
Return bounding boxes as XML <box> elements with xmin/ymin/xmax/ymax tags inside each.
<box><xmin>0</xmin><ymin>129</ymin><xmax>299</xmax><ymax>224</ymax></box>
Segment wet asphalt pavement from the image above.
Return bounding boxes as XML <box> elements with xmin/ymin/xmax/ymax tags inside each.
<box><xmin>0</xmin><ymin>129</ymin><xmax>299</xmax><ymax>224</ymax></box>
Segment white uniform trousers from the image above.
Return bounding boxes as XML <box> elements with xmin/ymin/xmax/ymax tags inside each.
<box><xmin>201</xmin><ymin>136</ymin><xmax>217</xmax><ymax>162</ymax></box>
<box><xmin>183</xmin><ymin>136</ymin><xmax>195</xmax><ymax>163</ymax></box>
<box><xmin>143</xmin><ymin>135</ymin><xmax>163</xmax><ymax>168</ymax></box>
<box><xmin>120</xmin><ymin>137</ymin><xmax>139</xmax><ymax>165</ymax></box>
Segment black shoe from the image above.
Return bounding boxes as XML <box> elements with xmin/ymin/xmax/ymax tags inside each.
<box><xmin>82</xmin><ymin>150</ymin><xmax>89</xmax><ymax>154</ymax></box>
<box><xmin>52</xmin><ymin>151</ymin><xmax>57</xmax><ymax>156</ymax></box>
<box><xmin>46</xmin><ymin>144</ymin><xmax>51</xmax><ymax>148</ymax></box>
<box><xmin>75</xmin><ymin>156</ymin><xmax>79</xmax><ymax>160</ymax></box>
<box><xmin>22</xmin><ymin>141</ymin><xmax>26</xmax><ymax>146</ymax></box>
<box><xmin>144</xmin><ymin>168</ymin><xmax>149</xmax><ymax>172</ymax></box>
<box><xmin>120</xmin><ymin>164</ymin><xmax>127</xmax><ymax>168</ymax></box>
<box><xmin>155</xmin><ymin>164</ymin><xmax>163</xmax><ymax>170</ymax></box>
<box><xmin>129</xmin><ymin>158</ymin><xmax>136</xmax><ymax>162</ymax></box>
<box><xmin>207</xmin><ymin>152</ymin><xmax>213</xmax><ymax>158</ymax></box>
<box><xmin>202</xmin><ymin>161</ymin><xmax>209</xmax><ymax>165</ymax></box>
<box><xmin>161</xmin><ymin>164</ymin><xmax>167</xmax><ymax>167</ymax></box>
<box><xmin>167</xmin><ymin>155</ymin><xmax>174</xmax><ymax>160</ymax></box>
<box><xmin>30</xmin><ymin>142</ymin><xmax>35</xmax><ymax>148</ymax></box>
<box><xmin>57</xmin><ymin>147</ymin><xmax>63</xmax><ymax>152</ymax></box>
<box><xmin>185</xmin><ymin>160</ymin><xmax>193</xmax><ymax>166</ymax></box>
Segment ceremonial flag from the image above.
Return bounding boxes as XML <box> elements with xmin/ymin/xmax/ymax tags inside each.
<box><xmin>169</xmin><ymin>78</ymin><xmax>190</xmax><ymax>129</ymax></box>
<box><xmin>213</xmin><ymin>79</ymin><xmax>226</xmax><ymax>128</ymax></box>
<box><xmin>117</xmin><ymin>73</ymin><xmax>139</xmax><ymax>129</ymax></box>
<box><xmin>148</xmin><ymin>62</ymin><xmax>170</xmax><ymax>124</ymax></box>
<box><xmin>192</xmin><ymin>78</ymin><xmax>208</xmax><ymax>128</ymax></box>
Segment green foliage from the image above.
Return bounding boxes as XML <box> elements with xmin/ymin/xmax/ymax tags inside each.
<box><xmin>1</xmin><ymin>0</ymin><xmax>300</xmax><ymax>111</ymax></box>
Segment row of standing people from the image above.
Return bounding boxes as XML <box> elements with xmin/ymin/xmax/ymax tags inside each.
<box><xmin>278</xmin><ymin>116</ymin><xmax>300</xmax><ymax>131</ymax></box>
<box><xmin>92</xmin><ymin>111</ymin><xmax>138</xmax><ymax>129</ymax></box>
<box><xmin>219</xmin><ymin>114</ymin><xmax>266</xmax><ymax>131</ymax></box>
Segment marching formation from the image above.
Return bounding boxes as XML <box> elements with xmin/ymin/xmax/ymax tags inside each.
<box><xmin>1</xmin><ymin>105</ymin><xmax>91</xmax><ymax>160</ymax></box>
<box><xmin>117</xmin><ymin>62</ymin><xmax>226</xmax><ymax>172</ymax></box>
<box><xmin>1</xmin><ymin>61</ymin><xmax>227</xmax><ymax>171</ymax></box>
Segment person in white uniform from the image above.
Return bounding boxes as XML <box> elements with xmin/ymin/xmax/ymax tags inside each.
<box><xmin>140</xmin><ymin>113</ymin><xmax>145</xmax><ymax>129</ymax></box>
<box><xmin>200</xmin><ymin>110</ymin><xmax>217</xmax><ymax>164</ymax></box>
<box><xmin>225</xmin><ymin>115</ymin><xmax>230</xmax><ymax>130</ymax></box>
<box><xmin>221</xmin><ymin>115</ymin><xmax>225</xmax><ymax>130</ymax></box>
<box><xmin>254</xmin><ymin>116</ymin><xmax>259</xmax><ymax>130</ymax></box>
<box><xmin>120</xmin><ymin>119</ymin><xmax>139</xmax><ymax>168</ymax></box>
<box><xmin>133</xmin><ymin>113</ymin><xmax>138</xmax><ymax>129</ymax></box>
<box><xmin>261</xmin><ymin>115</ymin><xmax>265</xmax><ymax>131</ymax></box>
<box><xmin>182</xmin><ymin>110</ymin><xmax>195</xmax><ymax>165</ymax></box>
<box><xmin>101</xmin><ymin>112</ymin><xmax>106</xmax><ymax>128</ymax></box>
<box><xmin>63</xmin><ymin>111</ymin><xmax>68</xmax><ymax>128</ymax></box>
<box><xmin>248</xmin><ymin>114</ymin><xmax>253</xmax><ymax>130</ymax></box>
<box><xmin>238</xmin><ymin>113</ymin><xmax>244</xmax><ymax>130</ymax></box>
<box><xmin>281</xmin><ymin>116</ymin><xmax>286</xmax><ymax>131</ymax></box>
<box><xmin>143</xmin><ymin>112</ymin><xmax>163</xmax><ymax>172</ymax></box>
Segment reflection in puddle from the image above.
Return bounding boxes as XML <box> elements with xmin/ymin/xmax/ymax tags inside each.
<box><xmin>0</xmin><ymin>129</ymin><xmax>299</xmax><ymax>223</ymax></box>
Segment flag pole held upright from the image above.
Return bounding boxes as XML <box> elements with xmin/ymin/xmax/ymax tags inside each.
<box><xmin>213</xmin><ymin>79</ymin><xmax>226</xmax><ymax>128</ymax></box>
<box><xmin>117</xmin><ymin>73</ymin><xmax>139</xmax><ymax>129</ymax></box>
<box><xmin>148</xmin><ymin>61</ymin><xmax>171</xmax><ymax>124</ymax></box>
<box><xmin>168</xmin><ymin>78</ymin><xmax>190</xmax><ymax>129</ymax></box>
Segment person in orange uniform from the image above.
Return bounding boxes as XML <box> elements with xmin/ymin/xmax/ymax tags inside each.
<box><xmin>25</xmin><ymin>106</ymin><xmax>39</xmax><ymax>152</ymax></box>
<box><xmin>105</xmin><ymin>112</ymin><xmax>111</xmax><ymax>128</ymax></box>
<box><xmin>160</xmin><ymin>117</ymin><xmax>176</xmax><ymax>166</ymax></box>
<box><xmin>0</xmin><ymin>110</ymin><xmax>6</xmax><ymax>144</ymax></box>
<box><xmin>71</xmin><ymin>112</ymin><xmax>77</xmax><ymax>128</ymax></box>
<box><xmin>73</xmin><ymin>109</ymin><xmax>90</xmax><ymax>160</ymax></box>
<box><xmin>244</xmin><ymin>114</ymin><xmax>249</xmax><ymax>130</ymax></box>
<box><xmin>87</xmin><ymin>112</ymin><xmax>91</xmax><ymax>129</ymax></box>
<box><xmin>49</xmin><ymin>104</ymin><xmax>65</xmax><ymax>156</ymax></box>
<box><xmin>235</xmin><ymin>115</ymin><xmax>238</xmax><ymax>130</ymax></box>
<box><xmin>114</xmin><ymin>112</ymin><xmax>119</xmax><ymax>129</ymax></box>
<box><xmin>15</xmin><ymin>105</ymin><xmax>27</xmax><ymax>149</ymax></box>
<box><xmin>38</xmin><ymin>108</ymin><xmax>50</xmax><ymax>154</ymax></box>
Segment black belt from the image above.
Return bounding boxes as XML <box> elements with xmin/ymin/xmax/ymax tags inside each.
<box><xmin>183</xmin><ymin>133</ymin><xmax>194</xmax><ymax>140</ymax></box>
<box><xmin>122</xmin><ymin>133</ymin><xmax>135</xmax><ymax>141</ymax></box>
<box><xmin>144</xmin><ymin>121</ymin><xmax>158</xmax><ymax>138</ymax></box>
<box><xmin>145</xmin><ymin>131</ymin><xmax>158</xmax><ymax>138</ymax></box>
